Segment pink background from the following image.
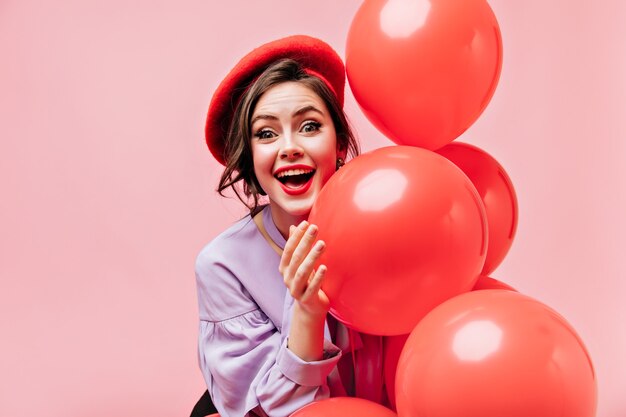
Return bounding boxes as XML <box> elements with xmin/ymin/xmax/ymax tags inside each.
<box><xmin>1</xmin><ymin>1</ymin><xmax>624</xmax><ymax>416</ymax></box>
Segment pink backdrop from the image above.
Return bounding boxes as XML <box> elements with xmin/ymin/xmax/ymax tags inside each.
<box><xmin>1</xmin><ymin>1</ymin><xmax>624</xmax><ymax>416</ymax></box>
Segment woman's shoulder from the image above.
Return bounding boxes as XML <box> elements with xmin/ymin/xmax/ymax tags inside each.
<box><xmin>195</xmin><ymin>214</ymin><xmax>257</xmax><ymax>267</ymax></box>
<box><xmin>195</xmin><ymin>206</ymin><xmax>285</xmax><ymax>323</ymax></box>
<box><xmin>195</xmin><ymin>214</ymin><xmax>262</xmax><ymax>321</ymax></box>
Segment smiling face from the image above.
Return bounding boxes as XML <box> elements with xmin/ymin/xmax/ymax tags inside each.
<box><xmin>250</xmin><ymin>81</ymin><xmax>344</xmax><ymax>233</ymax></box>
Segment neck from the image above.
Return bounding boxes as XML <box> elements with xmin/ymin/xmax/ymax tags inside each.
<box><xmin>269</xmin><ymin>207</ymin><xmax>308</xmax><ymax>240</ymax></box>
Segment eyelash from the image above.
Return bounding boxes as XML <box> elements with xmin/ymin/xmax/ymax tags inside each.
<box><xmin>253</xmin><ymin>121</ymin><xmax>322</xmax><ymax>140</ymax></box>
<box><xmin>254</xmin><ymin>129</ymin><xmax>275</xmax><ymax>140</ymax></box>
<box><xmin>302</xmin><ymin>121</ymin><xmax>321</xmax><ymax>133</ymax></box>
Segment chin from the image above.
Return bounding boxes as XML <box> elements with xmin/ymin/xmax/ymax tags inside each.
<box><xmin>286</xmin><ymin>202</ymin><xmax>314</xmax><ymax>218</ymax></box>
<box><xmin>273</xmin><ymin>195</ymin><xmax>315</xmax><ymax>220</ymax></box>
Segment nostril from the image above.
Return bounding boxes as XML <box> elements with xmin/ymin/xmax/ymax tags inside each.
<box><xmin>281</xmin><ymin>150</ymin><xmax>303</xmax><ymax>159</ymax></box>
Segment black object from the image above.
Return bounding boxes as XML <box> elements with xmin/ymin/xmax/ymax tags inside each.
<box><xmin>190</xmin><ymin>390</ymin><xmax>218</xmax><ymax>417</ymax></box>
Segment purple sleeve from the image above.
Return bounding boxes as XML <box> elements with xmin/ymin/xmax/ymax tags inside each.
<box><xmin>197</xmin><ymin>248</ymin><xmax>342</xmax><ymax>417</ymax></box>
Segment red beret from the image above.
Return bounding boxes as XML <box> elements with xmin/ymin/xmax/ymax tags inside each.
<box><xmin>205</xmin><ymin>35</ymin><xmax>346</xmax><ymax>165</ymax></box>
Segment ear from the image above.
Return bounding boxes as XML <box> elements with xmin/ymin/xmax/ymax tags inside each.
<box><xmin>336</xmin><ymin>143</ymin><xmax>348</xmax><ymax>160</ymax></box>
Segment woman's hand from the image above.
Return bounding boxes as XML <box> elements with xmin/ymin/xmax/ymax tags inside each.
<box><xmin>281</xmin><ymin>220</ymin><xmax>331</xmax><ymax>361</ymax></box>
<box><xmin>279</xmin><ymin>220</ymin><xmax>330</xmax><ymax>318</ymax></box>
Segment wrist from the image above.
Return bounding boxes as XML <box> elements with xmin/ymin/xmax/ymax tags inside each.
<box><xmin>293</xmin><ymin>302</ymin><xmax>328</xmax><ymax>322</ymax></box>
<box><xmin>289</xmin><ymin>303</ymin><xmax>327</xmax><ymax>362</ymax></box>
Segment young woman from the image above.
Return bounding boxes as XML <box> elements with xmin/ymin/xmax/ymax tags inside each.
<box><xmin>196</xmin><ymin>35</ymin><xmax>383</xmax><ymax>417</ymax></box>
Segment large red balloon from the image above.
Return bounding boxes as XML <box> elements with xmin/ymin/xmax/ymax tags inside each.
<box><xmin>309</xmin><ymin>146</ymin><xmax>487</xmax><ymax>335</ymax></box>
<box><xmin>395</xmin><ymin>290</ymin><xmax>597</xmax><ymax>417</ymax></box>
<box><xmin>384</xmin><ymin>277</ymin><xmax>516</xmax><ymax>409</ymax></box>
<box><xmin>346</xmin><ymin>0</ymin><xmax>502</xmax><ymax>149</ymax></box>
<box><xmin>290</xmin><ymin>397</ymin><xmax>397</xmax><ymax>417</ymax></box>
<box><xmin>436</xmin><ymin>142</ymin><xmax>518</xmax><ymax>275</ymax></box>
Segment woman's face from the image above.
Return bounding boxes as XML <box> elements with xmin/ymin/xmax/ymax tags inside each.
<box><xmin>250</xmin><ymin>81</ymin><xmax>342</xmax><ymax>224</ymax></box>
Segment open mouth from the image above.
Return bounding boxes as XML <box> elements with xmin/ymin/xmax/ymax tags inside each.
<box><xmin>275</xmin><ymin>168</ymin><xmax>315</xmax><ymax>189</ymax></box>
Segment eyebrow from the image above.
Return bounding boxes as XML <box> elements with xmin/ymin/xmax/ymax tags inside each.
<box><xmin>293</xmin><ymin>105</ymin><xmax>324</xmax><ymax>117</ymax></box>
<box><xmin>250</xmin><ymin>105</ymin><xmax>325</xmax><ymax>126</ymax></box>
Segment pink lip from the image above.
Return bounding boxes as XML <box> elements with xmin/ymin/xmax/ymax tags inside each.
<box><xmin>274</xmin><ymin>164</ymin><xmax>316</xmax><ymax>196</ymax></box>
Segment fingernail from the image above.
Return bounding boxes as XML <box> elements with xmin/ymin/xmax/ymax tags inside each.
<box><xmin>307</xmin><ymin>225</ymin><xmax>318</xmax><ymax>236</ymax></box>
<box><xmin>299</xmin><ymin>220</ymin><xmax>309</xmax><ymax>229</ymax></box>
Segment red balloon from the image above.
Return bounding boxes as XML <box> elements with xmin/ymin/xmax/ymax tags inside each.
<box><xmin>346</xmin><ymin>0</ymin><xmax>503</xmax><ymax>149</ymax></box>
<box><xmin>436</xmin><ymin>142</ymin><xmax>518</xmax><ymax>275</ymax></box>
<box><xmin>309</xmin><ymin>146</ymin><xmax>487</xmax><ymax>335</ymax></box>
<box><xmin>395</xmin><ymin>290</ymin><xmax>597</xmax><ymax>417</ymax></box>
<box><xmin>472</xmin><ymin>275</ymin><xmax>516</xmax><ymax>291</ymax></box>
<box><xmin>383</xmin><ymin>334</ymin><xmax>409</xmax><ymax>411</ymax></box>
<box><xmin>290</xmin><ymin>397</ymin><xmax>397</xmax><ymax>417</ymax></box>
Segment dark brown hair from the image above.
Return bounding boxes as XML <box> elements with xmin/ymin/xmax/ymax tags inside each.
<box><xmin>217</xmin><ymin>58</ymin><xmax>359</xmax><ymax>215</ymax></box>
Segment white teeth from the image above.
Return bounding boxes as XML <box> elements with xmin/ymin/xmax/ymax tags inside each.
<box><xmin>276</xmin><ymin>168</ymin><xmax>313</xmax><ymax>178</ymax></box>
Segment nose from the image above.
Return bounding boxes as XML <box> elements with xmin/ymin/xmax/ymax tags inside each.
<box><xmin>279</xmin><ymin>135</ymin><xmax>304</xmax><ymax>160</ymax></box>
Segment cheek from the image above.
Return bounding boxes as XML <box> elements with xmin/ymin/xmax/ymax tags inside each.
<box><xmin>318</xmin><ymin>148</ymin><xmax>338</xmax><ymax>183</ymax></box>
<box><xmin>314</xmin><ymin>131</ymin><xmax>339</xmax><ymax>159</ymax></box>
<box><xmin>251</xmin><ymin>145</ymin><xmax>273</xmax><ymax>172</ymax></box>
<box><xmin>322</xmin><ymin>138</ymin><xmax>339</xmax><ymax>167</ymax></box>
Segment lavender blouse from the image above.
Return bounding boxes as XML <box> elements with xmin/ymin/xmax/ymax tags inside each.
<box><xmin>196</xmin><ymin>206</ymin><xmax>353</xmax><ymax>417</ymax></box>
